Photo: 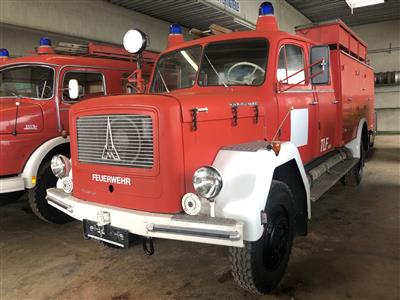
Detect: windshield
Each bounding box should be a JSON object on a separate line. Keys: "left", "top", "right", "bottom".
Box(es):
{"left": 0, "top": 66, "right": 54, "bottom": 99}
{"left": 199, "top": 39, "right": 268, "bottom": 86}
{"left": 151, "top": 46, "right": 202, "bottom": 93}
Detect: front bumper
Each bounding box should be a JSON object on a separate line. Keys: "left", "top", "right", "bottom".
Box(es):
{"left": 46, "top": 188, "right": 244, "bottom": 247}
{"left": 0, "top": 176, "right": 25, "bottom": 193}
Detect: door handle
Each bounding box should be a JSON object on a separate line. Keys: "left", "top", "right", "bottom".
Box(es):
{"left": 347, "top": 97, "right": 353, "bottom": 102}
{"left": 331, "top": 100, "right": 339, "bottom": 104}
{"left": 309, "top": 101, "right": 318, "bottom": 105}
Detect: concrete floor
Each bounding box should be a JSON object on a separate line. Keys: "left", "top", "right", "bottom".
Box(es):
{"left": 0, "top": 136, "right": 399, "bottom": 300}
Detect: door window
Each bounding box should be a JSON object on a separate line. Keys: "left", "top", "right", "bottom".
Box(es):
{"left": 277, "top": 44, "right": 306, "bottom": 85}
{"left": 63, "top": 72, "right": 105, "bottom": 101}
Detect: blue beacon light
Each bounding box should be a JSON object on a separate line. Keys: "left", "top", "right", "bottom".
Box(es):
{"left": 259, "top": 2, "right": 274, "bottom": 16}
{"left": 0, "top": 48, "right": 9, "bottom": 57}
{"left": 39, "top": 37, "right": 52, "bottom": 46}
{"left": 169, "top": 23, "right": 182, "bottom": 34}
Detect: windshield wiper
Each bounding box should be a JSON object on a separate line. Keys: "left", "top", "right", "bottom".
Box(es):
{"left": 157, "top": 68, "right": 170, "bottom": 93}
{"left": 205, "top": 54, "right": 228, "bottom": 88}
{"left": 10, "top": 91, "right": 23, "bottom": 99}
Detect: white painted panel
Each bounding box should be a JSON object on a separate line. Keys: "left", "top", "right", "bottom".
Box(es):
{"left": 290, "top": 108, "right": 308, "bottom": 147}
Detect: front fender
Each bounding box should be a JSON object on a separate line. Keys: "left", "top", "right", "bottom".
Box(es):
{"left": 212, "top": 141, "right": 310, "bottom": 242}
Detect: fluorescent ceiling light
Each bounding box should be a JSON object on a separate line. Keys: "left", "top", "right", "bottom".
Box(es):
{"left": 181, "top": 50, "right": 198, "bottom": 71}
{"left": 346, "top": 0, "right": 384, "bottom": 13}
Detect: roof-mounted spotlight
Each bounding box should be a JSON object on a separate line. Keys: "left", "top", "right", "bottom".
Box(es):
{"left": 123, "top": 29, "right": 148, "bottom": 54}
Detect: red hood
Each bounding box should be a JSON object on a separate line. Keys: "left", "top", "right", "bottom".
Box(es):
{"left": 0, "top": 98, "right": 43, "bottom": 134}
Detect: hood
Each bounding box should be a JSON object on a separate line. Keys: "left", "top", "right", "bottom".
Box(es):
{"left": 170, "top": 88, "right": 265, "bottom": 125}
{"left": 0, "top": 98, "right": 43, "bottom": 134}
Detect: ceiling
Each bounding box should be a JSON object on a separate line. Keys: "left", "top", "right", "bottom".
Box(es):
{"left": 286, "top": 0, "right": 400, "bottom": 26}
{"left": 109, "top": 0, "right": 250, "bottom": 31}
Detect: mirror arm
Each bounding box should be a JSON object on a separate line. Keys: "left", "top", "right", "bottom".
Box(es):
{"left": 278, "top": 59, "right": 324, "bottom": 92}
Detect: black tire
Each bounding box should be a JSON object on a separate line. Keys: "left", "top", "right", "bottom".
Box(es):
{"left": 344, "top": 139, "right": 366, "bottom": 186}
{"left": 28, "top": 160, "right": 74, "bottom": 224}
{"left": 229, "top": 180, "right": 295, "bottom": 294}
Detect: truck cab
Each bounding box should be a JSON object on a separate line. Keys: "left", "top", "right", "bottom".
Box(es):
{"left": 0, "top": 38, "right": 157, "bottom": 223}
{"left": 46, "top": 2, "right": 375, "bottom": 294}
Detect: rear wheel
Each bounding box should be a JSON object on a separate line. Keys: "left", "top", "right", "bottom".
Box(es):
{"left": 28, "top": 160, "right": 74, "bottom": 224}
{"left": 229, "top": 181, "right": 295, "bottom": 294}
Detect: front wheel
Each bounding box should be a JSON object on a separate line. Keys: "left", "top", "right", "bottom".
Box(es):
{"left": 28, "top": 160, "right": 74, "bottom": 224}
{"left": 229, "top": 181, "right": 295, "bottom": 294}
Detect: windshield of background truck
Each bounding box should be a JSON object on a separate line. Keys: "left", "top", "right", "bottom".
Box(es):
{"left": 0, "top": 66, "right": 54, "bottom": 99}
{"left": 151, "top": 46, "right": 202, "bottom": 93}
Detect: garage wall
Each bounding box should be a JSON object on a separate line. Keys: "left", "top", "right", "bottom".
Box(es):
{"left": 206, "top": 0, "right": 309, "bottom": 32}
{"left": 0, "top": 0, "right": 172, "bottom": 55}
{"left": 352, "top": 20, "right": 400, "bottom": 134}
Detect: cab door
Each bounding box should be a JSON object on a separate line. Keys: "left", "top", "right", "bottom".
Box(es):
{"left": 58, "top": 67, "right": 106, "bottom": 132}
{"left": 275, "top": 42, "right": 318, "bottom": 164}
{"left": 313, "top": 63, "right": 337, "bottom": 156}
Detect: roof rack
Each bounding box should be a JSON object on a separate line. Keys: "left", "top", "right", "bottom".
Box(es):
{"left": 53, "top": 42, "right": 158, "bottom": 62}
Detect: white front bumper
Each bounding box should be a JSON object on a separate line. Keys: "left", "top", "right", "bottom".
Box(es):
{"left": 46, "top": 188, "right": 244, "bottom": 248}
{"left": 0, "top": 176, "right": 25, "bottom": 193}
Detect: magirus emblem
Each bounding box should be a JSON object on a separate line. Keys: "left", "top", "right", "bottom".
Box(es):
{"left": 101, "top": 117, "right": 121, "bottom": 161}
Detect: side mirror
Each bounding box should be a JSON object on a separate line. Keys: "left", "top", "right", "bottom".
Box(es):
{"left": 310, "top": 45, "right": 330, "bottom": 85}
{"left": 68, "top": 79, "right": 79, "bottom": 100}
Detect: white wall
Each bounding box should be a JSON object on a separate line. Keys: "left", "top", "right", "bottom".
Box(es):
{"left": 352, "top": 20, "right": 400, "bottom": 134}
{"left": 0, "top": 0, "right": 172, "bottom": 53}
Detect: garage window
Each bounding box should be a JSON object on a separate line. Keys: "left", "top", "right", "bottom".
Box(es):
{"left": 63, "top": 72, "right": 105, "bottom": 101}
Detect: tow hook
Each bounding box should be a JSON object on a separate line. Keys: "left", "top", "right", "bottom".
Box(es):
{"left": 142, "top": 237, "right": 155, "bottom": 255}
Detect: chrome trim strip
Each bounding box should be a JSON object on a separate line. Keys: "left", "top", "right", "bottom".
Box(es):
{"left": 46, "top": 196, "right": 73, "bottom": 212}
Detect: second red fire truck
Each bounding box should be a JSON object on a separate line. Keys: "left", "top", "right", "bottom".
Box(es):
{"left": 46, "top": 2, "right": 375, "bottom": 294}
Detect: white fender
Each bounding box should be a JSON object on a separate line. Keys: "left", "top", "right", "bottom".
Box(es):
{"left": 212, "top": 141, "right": 310, "bottom": 242}
{"left": 345, "top": 118, "right": 367, "bottom": 158}
{"left": 22, "top": 136, "right": 70, "bottom": 189}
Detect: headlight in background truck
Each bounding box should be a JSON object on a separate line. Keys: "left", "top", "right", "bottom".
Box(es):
{"left": 193, "top": 166, "right": 223, "bottom": 200}
{"left": 50, "top": 155, "right": 71, "bottom": 179}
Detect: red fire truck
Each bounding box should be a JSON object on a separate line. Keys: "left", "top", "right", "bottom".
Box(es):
{"left": 0, "top": 38, "right": 157, "bottom": 223}
{"left": 46, "top": 2, "right": 375, "bottom": 294}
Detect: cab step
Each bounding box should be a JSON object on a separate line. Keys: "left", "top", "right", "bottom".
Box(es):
{"left": 310, "top": 158, "right": 359, "bottom": 202}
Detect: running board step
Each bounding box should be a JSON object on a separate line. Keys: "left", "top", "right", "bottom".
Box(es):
{"left": 310, "top": 158, "right": 359, "bottom": 202}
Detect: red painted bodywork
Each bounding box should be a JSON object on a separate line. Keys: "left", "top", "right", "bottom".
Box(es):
{"left": 0, "top": 51, "right": 157, "bottom": 177}
{"left": 69, "top": 19, "right": 374, "bottom": 213}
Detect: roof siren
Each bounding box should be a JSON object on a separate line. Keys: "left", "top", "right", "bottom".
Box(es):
{"left": 37, "top": 37, "right": 55, "bottom": 54}
{"left": 256, "top": 2, "right": 279, "bottom": 31}
{"left": 167, "top": 23, "right": 184, "bottom": 48}
{"left": 0, "top": 48, "right": 9, "bottom": 62}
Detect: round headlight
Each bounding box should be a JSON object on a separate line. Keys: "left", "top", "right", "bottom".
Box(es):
{"left": 123, "top": 29, "right": 147, "bottom": 54}
{"left": 50, "top": 155, "right": 70, "bottom": 179}
{"left": 193, "top": 166, "right": 223, "bottom": 200}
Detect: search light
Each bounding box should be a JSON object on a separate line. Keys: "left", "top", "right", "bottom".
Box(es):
{"left": 39, "top": 37, "right": 52, "bottom": 46}
{"left": 123, "top": 29, "right": 147, "bottom": 54}
{"left": 259, "top": 2, "right": 274, "bottom": 16}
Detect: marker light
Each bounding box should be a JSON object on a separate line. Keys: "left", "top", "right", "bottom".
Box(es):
{"left": 0, "top": 48, "right": 9, "bottom": 57}
{"left": 259, "top": 2, "right": 274, "bottom": 16}
{"left": 123, "top": 29, "right": 147, "bottom": 54}
{"left": 169, "top": 23, "right": 182, "bottom": 35}
{"left": 193, "top": 166, "right": 223, "bottom": 200}
{"left": 39, "top": 37, "right": 52, "bottom": 46}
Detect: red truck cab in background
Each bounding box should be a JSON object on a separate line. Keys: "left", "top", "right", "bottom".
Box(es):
{"left": 47, "top": 2, "right": 375, "bottom": 294}
{"left": 0, "top": 38, "right": 157, "bottom": 223}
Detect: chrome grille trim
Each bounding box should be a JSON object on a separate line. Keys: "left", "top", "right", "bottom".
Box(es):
{"left": 76, "top": 114, "right": 154, "bottom": 169}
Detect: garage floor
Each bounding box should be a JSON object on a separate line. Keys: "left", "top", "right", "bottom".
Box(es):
{"left": 1, "top": 136, "right": 399, "bottom": 300}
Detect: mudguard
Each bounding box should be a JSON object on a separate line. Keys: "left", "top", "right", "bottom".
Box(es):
{"left": 345, "top": 118, "right": 367, "bottom": 159}
{"left": 22, "top": 136, "right": 70, "bottom": 188}
{"left": 212, "top": 141, "right": 310, "bottom": 242}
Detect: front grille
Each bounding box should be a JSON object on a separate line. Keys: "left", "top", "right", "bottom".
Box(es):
{"left": 76, "top": 114, "right": 154, "bottom": 168}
